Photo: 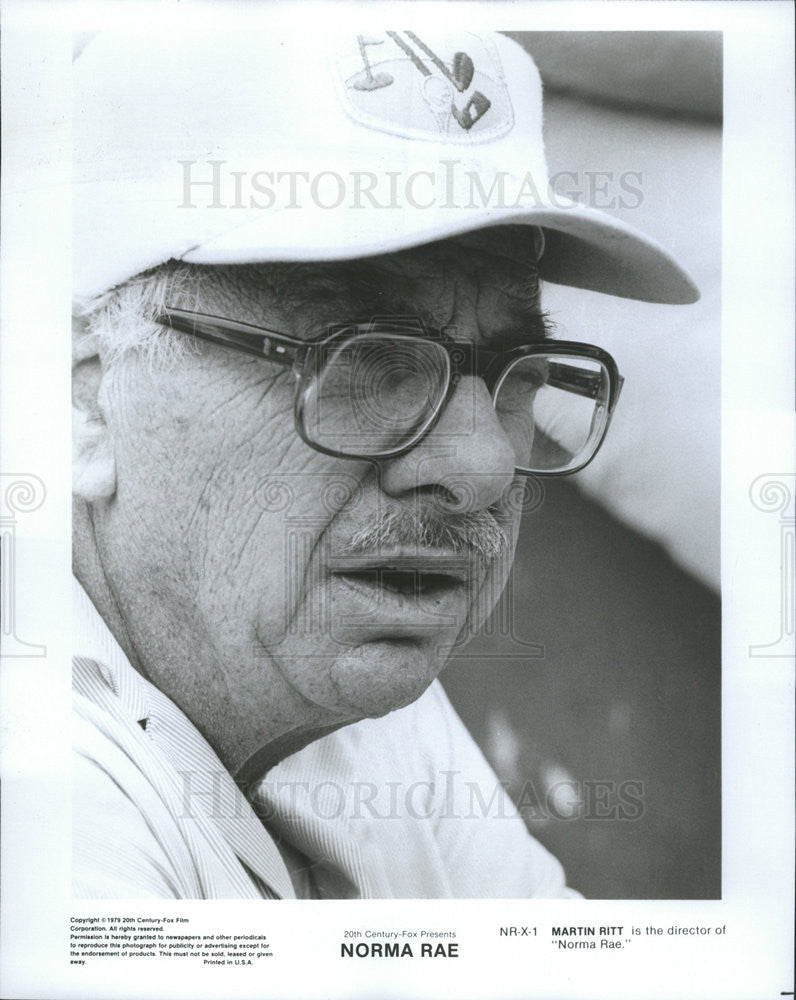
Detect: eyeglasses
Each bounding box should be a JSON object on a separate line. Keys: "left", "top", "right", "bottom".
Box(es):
{"left": 154, "top": 308, "right": 624, "bottom": 476}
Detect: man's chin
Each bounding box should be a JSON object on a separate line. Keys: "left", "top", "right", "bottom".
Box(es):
{"left": 327, "top": 639, "right": 444, "bottom": 719}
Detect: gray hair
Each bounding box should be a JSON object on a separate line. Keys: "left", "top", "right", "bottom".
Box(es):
{"left": 73, "top": 258, "right": 401, "bottom": 369}
{"left": 74, "top": 262, "right": 245, "bottom": 369}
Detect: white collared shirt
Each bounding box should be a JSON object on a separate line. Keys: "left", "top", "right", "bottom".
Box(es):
{"left": 73, "top": 580, "right": 578, "bottom": 899}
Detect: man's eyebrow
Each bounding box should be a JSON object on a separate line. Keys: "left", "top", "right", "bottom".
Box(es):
{"left": 283, "top": 259, "right": 551, "bottom": 344}
{"left": 339, "top": 280, "right": 552, "bottom": 347}
{"left": 479, "top": 312, "right": 553, "bottom": 349}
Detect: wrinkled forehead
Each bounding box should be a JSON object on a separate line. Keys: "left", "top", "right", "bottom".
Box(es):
{"left": 169, "top": 226, "right": 545, "bottom": 336}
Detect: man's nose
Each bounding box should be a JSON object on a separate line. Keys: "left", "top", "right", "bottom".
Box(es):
{"left": 377, "top": 376, "right": 517, "bottom": 512}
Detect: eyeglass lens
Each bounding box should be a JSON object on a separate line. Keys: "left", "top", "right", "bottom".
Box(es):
{"left": 302, "top": 335, "right": 450, "bottom": 455}
{"left": 496, "top": 354, "right": 610, "bottom": 473}
{"left": 300, "top": 334, "right": 611, "bottom": 473}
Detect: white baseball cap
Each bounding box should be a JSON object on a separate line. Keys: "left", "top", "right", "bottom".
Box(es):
{"left": 73, "top": 28, "right": 699, "bottom": 304}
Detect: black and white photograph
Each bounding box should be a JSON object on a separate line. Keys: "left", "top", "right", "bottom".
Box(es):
{"left": 0, "top": 2, "right": 793, "bottom": 999}
{"left": 68, "top": 22, "right": 720, "bottom": 904}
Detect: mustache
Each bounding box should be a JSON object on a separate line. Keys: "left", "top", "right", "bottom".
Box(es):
{"left": 343, "top": 507, "right": 509, "bottom": 561}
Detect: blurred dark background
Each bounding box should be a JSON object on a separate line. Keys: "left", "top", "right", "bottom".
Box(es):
{"left": 442, "top": 32, "right": 722, "bottom": 900}
{"left": 442, "top": 478, "right": 721, "bottom": 899}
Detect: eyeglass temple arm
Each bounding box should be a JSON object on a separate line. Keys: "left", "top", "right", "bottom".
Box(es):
{"left": 154, "top": 309, "right": 301, "bottom": 366}
{"left": 546, "top": 362, "right": 624, "bottom": 409}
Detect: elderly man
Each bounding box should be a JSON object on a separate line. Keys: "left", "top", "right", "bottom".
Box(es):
{"left": 72, "top": 29, "right": 697, "bottom": 898}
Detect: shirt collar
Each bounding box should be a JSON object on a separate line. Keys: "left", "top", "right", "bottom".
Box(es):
{"left": 72, "top": 577, "right": 296, "bottom": 899}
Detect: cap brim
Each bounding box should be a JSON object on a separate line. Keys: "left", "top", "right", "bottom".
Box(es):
{"left": 181, "top": 196, "right": 699, "bottom": 305}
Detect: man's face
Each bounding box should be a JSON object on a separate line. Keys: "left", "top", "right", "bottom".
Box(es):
{"left": 89, "top": 227, "right": 545, "bottom": 777}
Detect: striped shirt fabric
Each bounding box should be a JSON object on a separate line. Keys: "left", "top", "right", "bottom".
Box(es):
{"left": 73, "top": 579, "right": 578, "bottom": 899}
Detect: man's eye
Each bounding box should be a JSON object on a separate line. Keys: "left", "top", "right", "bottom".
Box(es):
{"left": 504, "top": 360, "right": 549, "bottom": 391}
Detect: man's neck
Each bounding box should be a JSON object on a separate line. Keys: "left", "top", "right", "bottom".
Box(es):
{"left": 73, "top": 498, "right": 145, "bottom": 677}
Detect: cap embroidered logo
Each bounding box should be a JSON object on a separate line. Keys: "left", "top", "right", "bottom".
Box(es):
{"left": 334, "top": 31, "right": 514, "bottom": 143}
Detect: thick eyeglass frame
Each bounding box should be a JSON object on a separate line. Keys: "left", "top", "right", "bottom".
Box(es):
{"left": 154, "top": 308, "right": 624, "bottom": 476}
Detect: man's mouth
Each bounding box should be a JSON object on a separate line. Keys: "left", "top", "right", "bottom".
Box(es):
{"left": 327, "top": 554, "right": 474, "bottom": 600}
{"left": 337, "top": 568, "right": 460, "bottom": 597}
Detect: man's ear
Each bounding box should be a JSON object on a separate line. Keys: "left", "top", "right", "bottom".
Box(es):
{"left": 73, "top": 312, "right": 117, "bottom": 501}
